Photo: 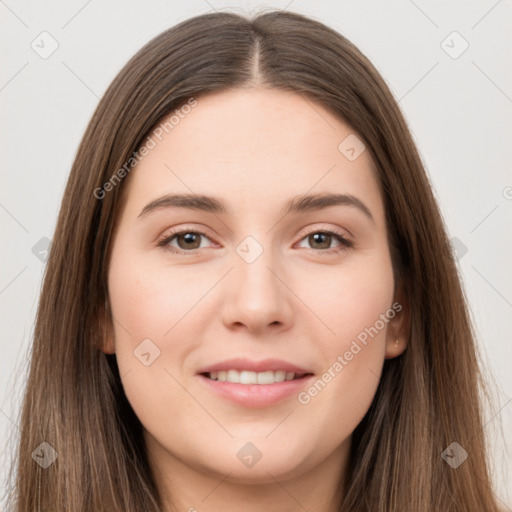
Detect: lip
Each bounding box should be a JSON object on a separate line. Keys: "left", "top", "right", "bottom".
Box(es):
{"left": 196, "top": 357, "right": 311, "bottom": 374}
{"left": 197, "top": 373, "right": 315, "bottom": 408}
{"left": 196, "top": 358, "right": 315, "bottom": 408}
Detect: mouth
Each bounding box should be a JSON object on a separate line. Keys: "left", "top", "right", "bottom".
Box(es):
{"left": 197, "top": 361, "right": 315, "bottom": 408}
{"left": 201, "top": 370, "right": 312, "bottom": 385}
{"left": 196, "top": 358, "right": 315, "bottom": 407}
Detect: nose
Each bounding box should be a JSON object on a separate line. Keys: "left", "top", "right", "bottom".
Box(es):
{"left": 221, "top": 245, "right": 294, "bottom": 335}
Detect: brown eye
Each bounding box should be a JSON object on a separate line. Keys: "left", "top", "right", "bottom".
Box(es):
{"left": 297, "top": 229, "right": 352, "bottom": 253}
{"left": 175, "top": 232, "right": 202, "bottom": 250}
{"left": 158, "top": 230, "right": 213, "bottom": 254}
{"left": 308, "top": 232, "right": 332, "bottom": 249}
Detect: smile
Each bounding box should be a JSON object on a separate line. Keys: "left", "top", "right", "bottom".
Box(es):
{"left": 204, "top": 370, "right": 309, "bottom": 384}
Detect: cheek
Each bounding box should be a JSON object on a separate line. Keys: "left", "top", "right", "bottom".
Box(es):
{"left": 108, "top": 249, "right": 207, "bottom": 345}
{"left": 296, "top": 313, "right": 389, "bottom": 458}
{"left": 294, "top": 251, "right": 394, "bottom": 427}
{"left": 107, "top": 252, "right": 206, "bottom": 442}
{"left": 106, "top": 249, "right": 206, "bottom": 414}
{"left": 297, "top": 248, "right": 395, "bottom": 348}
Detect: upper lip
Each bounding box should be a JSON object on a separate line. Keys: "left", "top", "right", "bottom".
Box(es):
{"left": 197, "top": 358, "right": 313, "bottom": 375}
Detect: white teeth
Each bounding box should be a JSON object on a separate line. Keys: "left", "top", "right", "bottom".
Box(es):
{"left": 207, "top": 369, "right": 300, "bottom": 384}
{"left": 227, "top": 370, "right": 240, "bottom": 383}
{"left": 274, "top": 370, "right": 286, "bottom": 382}
{"left": 240, "top": 371, "right": 257, "bottom": 384}
{"left": 257, "top": 371, "right": 274, "bottom": 384}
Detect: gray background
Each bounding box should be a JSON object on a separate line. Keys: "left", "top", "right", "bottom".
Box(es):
{"left": 1, "top": 0, "right": 511, "bottom": 507}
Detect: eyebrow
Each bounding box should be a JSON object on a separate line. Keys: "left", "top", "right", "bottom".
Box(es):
{"left": 138, "top": 192, "right": 374, "bottom": 223}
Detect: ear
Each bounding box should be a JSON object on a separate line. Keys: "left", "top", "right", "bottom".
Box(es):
{"left": 97, "top": 300, "right": 116, "bottom": 354}
{"left": 384, "top": 284, "right": 409, "bottom": 359}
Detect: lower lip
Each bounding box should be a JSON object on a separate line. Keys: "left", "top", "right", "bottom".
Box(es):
{"left": 197, "top": 374, "right": 315, "bottom": 408}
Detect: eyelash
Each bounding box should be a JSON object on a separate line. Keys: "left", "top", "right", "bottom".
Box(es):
{"left": 157, "top": 227, "right": 353, "bottom": 255}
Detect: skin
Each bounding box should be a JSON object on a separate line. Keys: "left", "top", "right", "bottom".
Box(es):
{"left": 103, "top": 87, "right": 408, "bottom": 512}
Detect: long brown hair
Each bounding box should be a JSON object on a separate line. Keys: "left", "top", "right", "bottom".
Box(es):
{"left": 5, "top": 10, "right": 502, "bottom": 511}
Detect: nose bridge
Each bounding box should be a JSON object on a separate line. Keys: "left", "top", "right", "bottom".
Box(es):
{"left": 222, "top": 233, "right": 292, "bottom": 331}
{"left": 234, "top": 233, "right": 281, "bottom": 303}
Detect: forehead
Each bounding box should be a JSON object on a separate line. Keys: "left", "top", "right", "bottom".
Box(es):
{"left": 120, "top": 87, "right": 384, "bottom": 224}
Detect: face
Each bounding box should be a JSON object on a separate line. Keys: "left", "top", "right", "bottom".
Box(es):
{"left": 104, "top": 87, "right": 407, "bottom": 487}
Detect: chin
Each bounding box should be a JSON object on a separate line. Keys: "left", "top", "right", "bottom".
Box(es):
{"left": 198, "top": 444, "right": 314, "bottom": 483}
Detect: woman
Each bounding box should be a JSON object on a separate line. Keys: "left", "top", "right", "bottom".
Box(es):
{"left": 5, "top": 10, "right": 503, "bottom": 511}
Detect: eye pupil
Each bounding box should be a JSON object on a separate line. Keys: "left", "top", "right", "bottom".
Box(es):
{"left": 178, "top": 232, "right": 201, "bottom": 249}
{"left": 310, "top": 233, "right": 331, "bottom": 249}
